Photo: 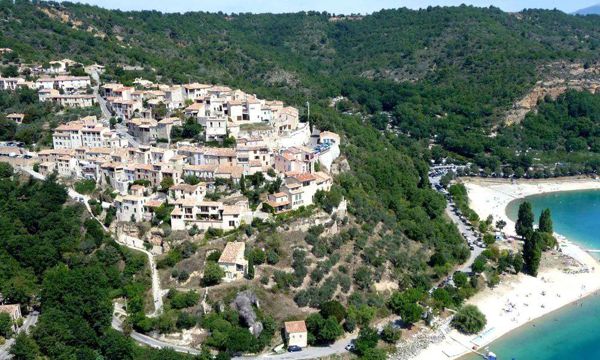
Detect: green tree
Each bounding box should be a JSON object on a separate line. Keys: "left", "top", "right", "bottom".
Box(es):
{"left": 74, "top": 179, "right": 96, "bottom": 194}
{"left": 160, "top": 176, "right": 174, "bottom": 191}
{"left": 453, "top": 271, "right": 468, "bottom": 288}
{"left": 183, "top": 175, "right": 201, "bottom": 185}
{"left": 380, "top": 323, "right": 401, "bottom": 343}
{"left": 471, "top": 254, "right": 487, "bottom": 274}
{"left": 10, "top": 333, "right": 40, "bottom": 360}
{"left": 538, "top": 208, "right": 553, "bottom": 234}
{"left": 245, "top": 256, "right": 255, "bottom": 280}
{"left": 360, "top": 348, "right": 387, "bottom": 360}
{"left": 240, "top": 174, "right": 246, "bottom": 193}
{"left": 512, "top": 252, "right": 524, "bottom": 274}
{"left": 0, "top": 312, "right": 13, "bottom": 338}
{"left": 451, "top": 305, "right": 486, "bottom": 334}
{"left": 523, "top": 231, "right": 543, "bottom": 277}
{"left": 354, "top": 327, "right": 379, "bottom": 356}
{"left": 319, "top": 301, "right": 346, "bottom": 323}
{"left": 319, "top": 316, "right": 343, "bottom": 343}
{"left": 99, "top": 329, "right": 134, "bottom": 360}
{"left": 515, "top": 201, "right": 534, "bottom": 238}
{"left": 202, "top": 262, "right": 225, "bottom": 286}
{"left": 0, "top": 162, "right": 14, "bottom": 178}
{"left": 1, "top": 65, "right": 18, "bottom": 77}
{"left": 495, "top": 219, "right": 506, "bottom": 231}
{"left": 388, "top": 289, "right": 424, "bottom": 327}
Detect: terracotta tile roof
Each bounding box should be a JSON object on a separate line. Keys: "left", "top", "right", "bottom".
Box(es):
{"left": 174, "top": 198, "right": 200, "bottom": 207}
{"left": 38, "top": 76, "right": 90, "bottom": 82}
{"left": 289, "top": 173, "right": 317, "bottom": 182}
{"left": 284, "top": 321, "right": 307, "bottom": 333}
{"left": 185, "top": 102, "right": 204, "bottom": 111}
{"left": 145, "top": 199, "right": 165, "bottom": 208}
{"left": 203, "top": 147, "right": 236, "bottom": 158}
{"left": 0, "top": 304, "right": 20, "bottom": 317}
{"left": 218, "top": 241, "right": 245, "bottom": 264}
{"left": 183, "top": 83, "right": 211, "bottom": 90}
{"left": 184, "top": 164, "right": 218, "bottom": 173}
{"left": 170, "top": 183, "right": 201, "bottom": 193}
{"left": 223, "top": 205, "right": 246, "bottom": 215}
{"left": 199, "top": 201, "right": 222, "bottom": 207}
{"left": 314, "top": 171, "right": 332, "bottom": 183}
{"left": 215, "top": 164, "right": 244, "bottom": 178}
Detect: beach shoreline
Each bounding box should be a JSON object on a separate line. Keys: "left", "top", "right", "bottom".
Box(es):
{"left": 406, "top": 177, "right": 600, "bottom": 360}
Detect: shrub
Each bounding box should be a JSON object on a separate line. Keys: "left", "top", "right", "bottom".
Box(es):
{"left": 202, "top": 262, "right": 225, "bottom": 286}
{"left": 266, "top": 249, "right": 279, "bottom": 265}
{"left": 380, "top": 323, "right": 401, "bottom": 343}
{"left": 319, "top": 301, "right": 346, "bottom": 323}
{"left": 176, "top": 312, "right": 198, "bottom": 329}
{"left": 178, "top": 270, "right": 190, "bottom": 282}
{"left": 451, "top": 305, "right": 487, "bottom": 334}
{"left": 167, "top": 289, "right": 200, "bottom": 309}
{"left": 74, "top": 179, "right": 96, "bottom": 194}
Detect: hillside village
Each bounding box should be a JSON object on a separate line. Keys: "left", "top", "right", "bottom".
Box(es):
{"left": 0, "top": 56, "right": 352, "bottom": 356}
{"left": 1, "top": 57, "right": 341, "bottom": 234}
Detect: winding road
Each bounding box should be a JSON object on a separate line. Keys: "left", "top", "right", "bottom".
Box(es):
{"left": 15, "top": 168, "right": 358, "bottom": 358}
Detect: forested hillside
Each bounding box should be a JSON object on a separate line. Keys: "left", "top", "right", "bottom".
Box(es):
{"left": 1, "top": 1, "right": 599, "bottom": 166}
{"left": 0, "top": 164, "right": 196, "bottom": 359}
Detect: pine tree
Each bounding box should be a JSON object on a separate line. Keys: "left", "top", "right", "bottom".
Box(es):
{"left": 240, "top": 174, "right": 246, "bottom": 194}
{"left": 539, "top": 208, "right": 553, "bottom": 234}
{"left": 515, "top": 201, "right": 534, "bottom": 238}
{"left": 245, "top": 256, "right": 254, "bottom": 280}
{"left": 523, "top": 231, "right": 543, "bottom": 277}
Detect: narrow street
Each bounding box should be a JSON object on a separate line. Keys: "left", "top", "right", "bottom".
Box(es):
{"left": 111, "top": 316, "right": 201, "bottom": 355}
{"left": 0, "top": 311, "right": 39, "bottom": 359}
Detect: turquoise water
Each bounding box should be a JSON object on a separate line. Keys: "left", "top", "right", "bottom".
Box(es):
{"left": 461, "top": 189, "right": 600, "bottom": 360}
{"left": 462, "top": 293, "right": 600, "bottom": 360}
{"left": 506, "top": 189, "right": 600, "bottom": 250}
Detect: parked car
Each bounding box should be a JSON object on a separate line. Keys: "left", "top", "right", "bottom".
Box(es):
{"left": 288, "top": 346, "right": 302, "bottom": 352}
{"left": 345, "top": 343, "right": 355, "bottom": 352}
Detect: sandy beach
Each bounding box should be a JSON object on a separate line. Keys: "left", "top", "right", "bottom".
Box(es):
{"left": 409, "top": 177, "right": 600, "bottom": 360}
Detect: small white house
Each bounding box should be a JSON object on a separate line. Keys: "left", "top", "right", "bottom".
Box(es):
{"left": 217, "top": 241, "right": 247, "bottom": 282}
{"left": 284, "top": 320, "right": 308, "bottom": 348}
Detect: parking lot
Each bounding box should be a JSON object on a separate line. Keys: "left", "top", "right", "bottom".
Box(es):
{"left": 429, "top": 165, "right": 485, "bottom": 273}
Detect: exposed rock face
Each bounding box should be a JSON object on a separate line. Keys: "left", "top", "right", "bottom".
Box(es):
{"left": 504, "top": 61, "right": 600, "bottom": 126}
{"left": 231, "top": 290, "right": 263, "bottom": 337}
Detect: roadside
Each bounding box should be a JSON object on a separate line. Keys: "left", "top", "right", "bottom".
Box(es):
{"left": 0, "top": 311, "right": 39, "bottom": 359}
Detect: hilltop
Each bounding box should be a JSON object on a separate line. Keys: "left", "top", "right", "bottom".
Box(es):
{"left": 575, "top": 4, "right": 600, "bottom": 15}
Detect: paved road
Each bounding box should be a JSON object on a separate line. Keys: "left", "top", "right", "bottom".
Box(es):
{"left": 90, "top": 70, "right": 111, "bottom": 121}
{"left": 429, "top": 168, "right": 485, "bottom": 273}
{"left": 115, "top": 123, "right": 141, "bottom": 148}
{"left": 0, "top": 312, "right": 39, "bottom": 359}
{"left": 18, "top": 167, "right": 169, "bottom": 338}
{"left": 112, "top": 311, "right": 200, "bottom": 355}
{"left": 234, "top": 335, "right": 353, "bottom": 360}
{"left": 22, "top": 166, "right": 164, "bottom": 316}
{"left": 91, "top": 71, "right": 139, "bottom": 148}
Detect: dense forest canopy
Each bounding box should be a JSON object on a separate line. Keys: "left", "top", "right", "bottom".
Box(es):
{"left": 0, "top": 165, "right": 197, "bottom": 359}
{"left": 1, "top": 1, "right": 599, "bottom": 167}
